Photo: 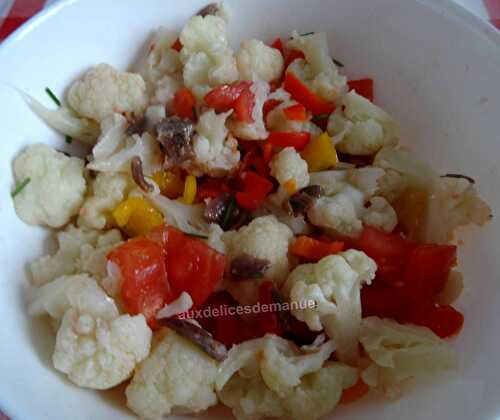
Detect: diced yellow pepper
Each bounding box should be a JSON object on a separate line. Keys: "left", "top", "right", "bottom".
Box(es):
{"left": 300, "top": 132, "right": 338, "bottom": 172}
{"left": 178, "top": 175, "right": 197, "bottom": 205}
{"left": 284, "top": 178, "right": 298, "bottom": 195}
{"left": 112, "top": 196, "right": 164, "bottom": 237}
{"left": 152, "top": 170, "right": 184, "bottom": 199}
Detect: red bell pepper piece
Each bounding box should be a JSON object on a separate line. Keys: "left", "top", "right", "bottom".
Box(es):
{"left": 172, "top": 88, "right": 196, "bottom": 120}
{"left": 261, "top": 141, "right": 274, "bottom": 163}
{"left": 233, "top": 88, "right": 255, "bottom": 122}
{"left": 197, "top": 177, "right": 232, "bottom": 201}
{"left": 171, "top": 38, "right": 182, "bottom": 52}
{"left": 348, "top": 78, "right": 374, "bottom": 101}
{"left": 284, "top": 71, "right": 335, "bottom": 115}
{"left": 411, "top": 303, "right": 464, "bottom": 338}
{"left": 270, "top": 37, "right": 284, "bottom": 54}
{"left": 291, "top": 236, "right": 344, "bottom": 262}
{"left": 283, "top": 103, "right": 308, "bottom": 121}
{"left": 204, "top": 81, "right": 253, "bottom": 116}
{"left": 252, "top": 281, "right": 283, "bottom": 336}
{"left": 284, "top": 49, "right": 305, "bottom": 70}
{"left": 263, "top": 98, "right": 282, "bottom": 120}
{"left": 267, "top": 131, "right": 311, "bottom": 150}
{"left": 236, "top": 171, "right": 273, "bottom": 211}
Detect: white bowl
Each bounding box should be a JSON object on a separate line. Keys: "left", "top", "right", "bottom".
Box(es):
{"left": 1, "top": 0, "right": 499, "bottom": 419}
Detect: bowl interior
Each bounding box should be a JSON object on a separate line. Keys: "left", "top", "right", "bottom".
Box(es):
{"left": 0, "top": 0, "right": 499, "bottom": 419}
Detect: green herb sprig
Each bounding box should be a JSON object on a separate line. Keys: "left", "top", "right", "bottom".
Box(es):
{"left": 11, "top": 177, "right": 31, "bottom": 197}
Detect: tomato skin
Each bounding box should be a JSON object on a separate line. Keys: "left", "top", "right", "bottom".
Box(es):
{"left": 347, "top": 78, "right": 374, "bottom": 101}
{"left": 147, "top": 225, "right": 226, "bottom": 308}
{"left": 172, "top": 88, "right": 196, "bottom": 120}
{"left": 107, "top": 238, "right": 174, "bottom": 324}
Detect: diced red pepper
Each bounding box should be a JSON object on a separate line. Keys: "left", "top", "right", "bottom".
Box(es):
{"left": 263, "top": 99, "right": 282, "bottom": 120}
{"left": 252, "top": 281, "right": 283, "bottom": 336}
{"left": 348, "top": 78, "right": 374, "bottom": 101}
{"left": 361, "top": 284, "right": 413, "bottom": 321}
{"left": 411, "top": 303, "right": 464, "bottom": 338}
{"left": 284, "top": 49, "right": 305, "bottom": 70}
{"left": 204, "top": 81, "right": 252, "bottom": 112}
{"left": 283, "top": 103, "right": 308, "bottom": 121}
{"left": 340, "top": 378, "right": 370, "bottom": 404}
{"left": 197, "top": 177, "right": 232, "bottom": 201}
{"left": 267, "top": 131, "right": 311, "bottom": 150}
{"left": 236, "top": 171, "right": 273, "bottom": 211}
{"left": 172, "top": 88, "right": 196, "bottom": 120}
{"left": 270, "top": 37, "right": 284, "bottom": 54}
{"left": 233, "top": 88, "right": 255, "bottom": 122}
{"left": 262, "top": 141, "right": 274, "bottom": 163}
{"left": 291, "top": 236, "right": 344, "bottom": 262}
{"left": 171, "top": 38, "right": 182, "bottom": 52}
{"left": 284, "top": 71, "right": 335, "bottom": 116}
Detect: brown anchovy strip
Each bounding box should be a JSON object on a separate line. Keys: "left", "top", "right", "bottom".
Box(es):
{"left": 204, "top": 192, "right": 231, "bottom": 224}
{"left": 441, "top": 173, "right": 475, "bottom": 184}
{"left": 230, "top": 253, "right": 271, "bottom": 279}
{"left": 271, "top": 287, "right": 291, "bottom": 333}
{"left": 286, "top": 185, "right": 324, "bottom": 216}
{"left": 159, "top": 318, "right": 228, "bottom": 362}
{"left": 197, "top": 3, "right": 219, "bottom": 17}
{"left": 126, "top": 118, "right": 146, "bottom": 136}
{"left": 155, "top": 116, "right": 195, "bottom": 165}
{"left": 131, "top": 156, "right": 154, "bottom": 192}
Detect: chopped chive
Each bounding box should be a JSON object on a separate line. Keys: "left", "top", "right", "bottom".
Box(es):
{"left": 185, "top": 232, "right": 209, "bottom": 240}
{"left": 45, "top": 87, "right": 61, "bottom": 107}
{"left": 332, "top": 57, "right": 344, "bottom": 67}
{"left": 221, "top": 196, "right": 236, "bottom": 230}
{"left": 11, "top": 177, "right": 31, "bottom": 198}
{"left": 65, "top": 135, "right": 73, "bottom": 144}
{"left": 299, "top": 31, "right": 315, "bottom": 37}
{"left": 311, "top": 114, "right": 329, "bottom": 123}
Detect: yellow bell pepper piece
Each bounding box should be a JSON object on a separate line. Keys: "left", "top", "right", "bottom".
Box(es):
{"left": 301, "top": 132, "right": 338, "bottom": 172}
{"left": 112, "top": 196, "right": 164, "bottom": 237}
{"left": 178, "top": 175, "right": 197, "bottom": 205}
{"left": 152, "top": 170, "right": 184, "bottom": 199}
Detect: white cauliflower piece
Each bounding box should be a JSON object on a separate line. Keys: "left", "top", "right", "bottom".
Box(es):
{"left": 265, "top": 100, "right": 320, "bottom": 138}
{"left": 13, "top": 144, "right": 86, "bottom": 228}
{"left": 287, "top": 32, "right": 346, "bottom": 103}
{"left": 30, "top": 225, "right": 122, "bottom": 286}
{"left": 67, "top": 63, "right": 148, "bottom": 121}
{"left": 284, "top": 250, "right": 377, "bottom": 364}
{"left": 78, "top": 172, "right": 133, "bottom": 230}
{"left": 327, "top": 91, "right": 398, "bottom": 155}
{"left": 359, "top": 317, "right": 456, "bottom": 397}
{"left": 144, "top": 104, "right": 166, "bottom": 131}
{"left": 228, "top": 80, "right": 269, "bottom": 141}
{"left": 29, "top": 274, "right": 119, "bottom": 320}
{"left": 346, "top": 167, "right": 386, "bottom": 197}
{"left": 270, "top": 147, "right": 310, "bottom": 191}
{"left": 217, "top": 335, "right": 357, "bottom": 420}
{"left": 152, "top": 74, "right": 183, "bottom": 106}
{"left": 135, "top": 27, "right": 182, "bottom": 92}
{"left": 126, "top": 329, "right": 218, "bottom": 419}
{"left": 223, "top": 216, "right": 293, "bottom": 284}
{"left": 361, "top": 196, "right": 398, "bottom": 232}
{"left": 180, "top": 15, "right": 238, "bottom": 99}
{"left": 236, "top": 39, "right": 284, "bottom": 82}
{"left": 91, "top": 113, "right": 128, "bottom": 162}
{"left": 53, "top": 308, "right": 151, "bottom": 389}
{"left": 207, "top": 223, "right": 226, "bottom": 254}
{"left": 178, "top": 109, "right": 240, "bottom": 176}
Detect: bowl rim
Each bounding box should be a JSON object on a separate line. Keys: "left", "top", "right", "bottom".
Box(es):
{"left": 1, "top": 0, "right": 499, "bottom": 418}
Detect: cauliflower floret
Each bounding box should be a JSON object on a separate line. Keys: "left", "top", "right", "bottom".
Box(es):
{"left": 236, "top": 39, "right": 284, "bottom": 82}
{"left": 270, "top": 147, "right": 310, "bottom": 191}
{"left": 53, "top": 308, "right": 151, "bottom": 389}
{"left": 361, "top": 196, "right": 398, "bottom": 232}
{"left": 126, "top": 329, "right": 218, "bottom": 419}
{"left": 287, "top": 32, "right": 346, "bottom": 103}
{"left": 13, "top": 144, "right": 86, "bottom": 228}
{"left": 228, "top": 80, "right": 269, "bottom": 140}
{"left": 144, "top": 104, "right": 166, "bottom": 131}
{"left": 29, "top": 274, "right": 119, "bottom": 320}
{"left": 135, "top": 27, "right": 182, "bottom": 93}
{"left": 346, "top": 167, "right": 386, "bottom": 197}
{"left": 179, "top": 109, "right": 240, "bottom": 176}
{"left": 265, "top": 100, "right": 320, "bottom": 138}
{"left": 30, "top": 225, "right": 122, "bottom": 286}
{"left": 359, "top": 317, "right": 456, "bottom": 397}
{"left": 223, "top": 216, "right": 293, "bottom": 284}
{"left": 152, "top": 74, "right": 184, "bottom": 106}
{"left": 284, "top": 250, "right": 377, "bottom": 364}
{"left": 180, "top": 15, "right": 238, "bottom": 99}
{"left": 327, "top": 91, "right": 398, "bottom": 155}
{"left": 78, "top": 172, "right": 134, "bottom": 230}
{"left": 67, "top": 63, "right": 148, "bottom": 121}
{"left": 217, "top": 335, "right": 357, "bottom": 420}
{"left": 207, "top": 223, "right": 226, "bottom": 254}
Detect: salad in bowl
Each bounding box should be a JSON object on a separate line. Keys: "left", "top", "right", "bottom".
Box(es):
{"left": 10, "top": 3, "right": 492, "bottom": 419}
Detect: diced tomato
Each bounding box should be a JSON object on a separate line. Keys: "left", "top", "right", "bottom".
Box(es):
{"left": 171, "top": 38, "right": 182, "bottom": 52}
{"left": 340, "top": 378, "right": 370, "bottom": 404}
{"left": 107, "top": 238, "right": 174, "bottom": 324}
{"left": 197, "top": 177, "right": 232, "bottom": 201}
{"left": 270, "top": 37, "right": 284, "bottom": 54}
{"left": 284, "top": 49, "right": 305, "bottom": 70}
{"left": 233, "top": 88, "right": 255, "bottom": 122}
{"left": 263, "top": 98, "right": 282, "bottom": 120}
{"left": 147, "top": 226, "right": 226, "bottom": 308}
{"left": 283, "top": 103, "right": 307, "bottom": 121}
{"left": 403, "top": 245, "right": 457, "bottom": 299}
{"left": 283, "top": 71, "right": 335, "bottom": 115}
{"left": 204, "top": 81, "right": 251, "bottom": 112}
{"left": 348, "top": 78, "right": 374, "bottom": 101}
{"left": 267, "top": 131, "right": 311, "bottom": 150}
{"left": 411, "top": 303, "right": 464, "bottom": 338}
{"left": 172, "top": 88, "right": 196, "bottom": 120}
{"left": 236, "top": 171, "right": 274, "bottom": 211}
